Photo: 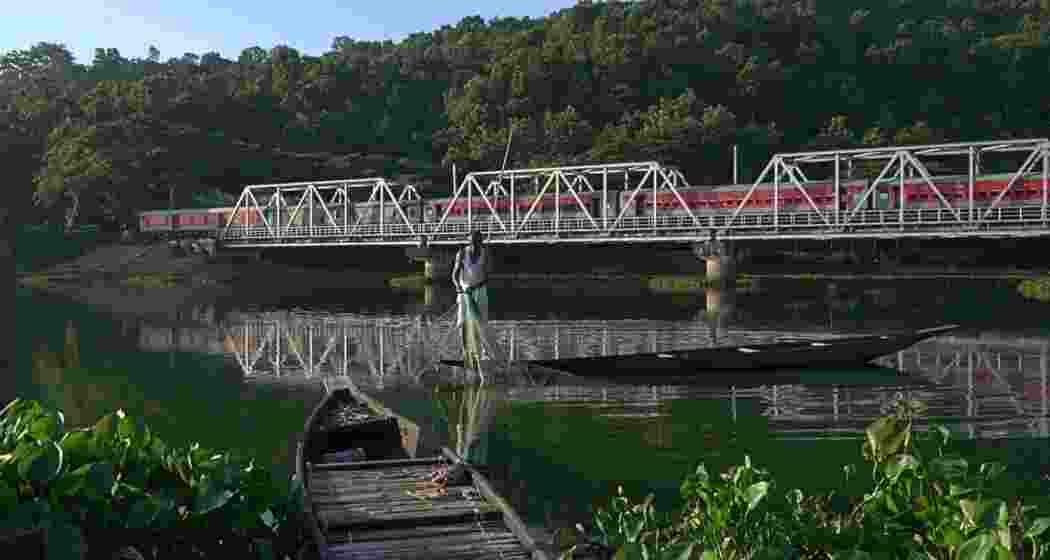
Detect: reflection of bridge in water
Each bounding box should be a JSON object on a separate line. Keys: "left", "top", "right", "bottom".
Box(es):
{"left": 137, "top": 311, "right": 1049, "bottom": 440}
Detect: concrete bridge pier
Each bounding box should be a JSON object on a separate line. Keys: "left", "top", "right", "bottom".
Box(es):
{"left": 693, "top": 239, "right": 737, "bottom": 286}
{"left": 406, "top": 241, "right": 454, "bottom": 282}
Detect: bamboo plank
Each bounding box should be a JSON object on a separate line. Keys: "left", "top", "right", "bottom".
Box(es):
{"left": 326, "top": 519, "right": 509, "bottom": 543}
{"left": 311, "top": 455, "right": 443, "bottom": 471}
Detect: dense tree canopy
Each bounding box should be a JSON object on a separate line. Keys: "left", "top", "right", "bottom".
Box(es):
{"left": 3, "top": 0, "right": 1050, "bottom": 226}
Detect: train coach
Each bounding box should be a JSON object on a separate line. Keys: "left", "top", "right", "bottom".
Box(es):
{"left": 137, "top": 207, "right": 263, "bottom": 240}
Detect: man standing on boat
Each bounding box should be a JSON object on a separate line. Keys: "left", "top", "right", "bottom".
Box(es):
{"left": 452, "top": 230, "right": 491, "bottom": 370}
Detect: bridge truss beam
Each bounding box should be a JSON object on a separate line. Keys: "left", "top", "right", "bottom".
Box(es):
{"left": 727, "top": 137, "right": 1050, "bottom": 231}
{"left": 218, "top": 139, "right": 1050, "bottom": 246}
{"left": 220, "top": 177, "right": 422, "bottom": 241}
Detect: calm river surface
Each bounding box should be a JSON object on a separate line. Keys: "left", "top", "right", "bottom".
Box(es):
{"left": 12, "top": 275, "right": 1050, "bottom": 541}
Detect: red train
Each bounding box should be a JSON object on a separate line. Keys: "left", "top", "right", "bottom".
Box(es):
{"left": 140, "top": 171, "right": 1047, "bottom": 238}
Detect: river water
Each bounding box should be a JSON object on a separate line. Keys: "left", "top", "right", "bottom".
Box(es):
{"left": 12, "top": 275, "right": 1050, "bottom": 543}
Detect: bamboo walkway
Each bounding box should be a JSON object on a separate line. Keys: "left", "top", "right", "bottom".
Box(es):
{"left": 299, "top": 383, "right": 548, "bottom": 560}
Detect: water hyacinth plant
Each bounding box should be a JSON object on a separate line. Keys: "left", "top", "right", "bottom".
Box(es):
{"left": 559, "top": 400, "right": 1050, "bottom": 560}
{"left": 0, "top": 399, "right": 305, "bottom": 559}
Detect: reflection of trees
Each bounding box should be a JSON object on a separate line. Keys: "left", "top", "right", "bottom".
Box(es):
{"left": 30, "top": 320, "right": 158, "bottom": 428}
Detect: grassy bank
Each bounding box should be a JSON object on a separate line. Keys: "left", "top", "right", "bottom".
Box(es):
{"left": 1018, "top": 277, "right": 1050, "bottom": 303}
{"left": 559, "top": 402, "right": 1050, "bottom": 560}
{"left": 646, "top": 274, "right": 756, "bottom": 293}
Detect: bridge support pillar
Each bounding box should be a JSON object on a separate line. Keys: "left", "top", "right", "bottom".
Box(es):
{"left": 693, "top": 240, "right": 736, "bottom": 287}
{"left": 406, "top": 242, "right": 454, "bottom": 282}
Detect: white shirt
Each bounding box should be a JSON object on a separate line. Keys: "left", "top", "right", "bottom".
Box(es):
{"left": 457, "top": 245, "right": 487, "bottom": 289}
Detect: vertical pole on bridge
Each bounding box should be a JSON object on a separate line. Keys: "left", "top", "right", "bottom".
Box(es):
{"left": 510, "top": 174, "right": 516, "bottom": 232}
{"left": 968, "top": 146, "right": 976, "bottom": 225}
{"left": 466, "top": 170, "right": 472, "bottom": 233}
{"left": 651, "top": 165, "right": 657, "bottom": 231}
{"left": 773, "top": 158, "right": 780, "bottom": 229}
{"left": 343, "top": 184, "right": 348, "bottom": 234}
{"left": 275, "top": 188, "right": 281, "bottom": 238}
{"left": 834, "top": 153, "right": 841, "bottom": 226}
{"left": 309, "top": 186, "right": 314, "bottom": 236}
{"left": 1042, "top": 143, "right": 1048, "bottom": 223}
{"left": 379, "top": 180, "right": 385, "bottom": 235}
{"left": 602, "top": 168, "right": 608, "bottom": 231}
{"left": 308, "top": 325, "right": 314, "bottom": 378}
{"left": 555, "top": 172, "right": 561, "bottom": 236}
{"left": 899, "top": 154, "right": 906, "bottom": 230}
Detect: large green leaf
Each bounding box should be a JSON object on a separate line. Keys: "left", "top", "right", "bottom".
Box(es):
{"left": 1025, "top": 517, "right": 1050, "bottom": 540}
{"left": 59, "top": 430, "right": 96, "bottom": 468}
{"left": 977, "top": 499, "right": 1008, "bottom": 530}
{"left": 18, "top": 441, "right": 64, "bottom": 484}
{"left": 194, "top": 480, "right": 236, "bottom": 515}
{"left": 623, "top": 516, "right": 645, "bottom": 542}
{"left": 662, "top": 542, "right": 694, "bottom": 560}
{"left": 744, "top": 481, "right": 770, "bottom": 513}
{"left": 884, "top": 454, "right": 919, "bottom": 482}
{"left": 92, "top": 413, "right": 118, "bottom": 450}
{"left": 929, "top": 456, "right": 968, "bottom": 481}
{"left": 29, "top": 411, "right": 64, "bottom": 443}
{"left": 117, "top": 412, "right": 151, "bottom": 450}
{"left": 957, "top": 533, "right": 995, "bottom": 560}
{"left": 978, "top": 462, "right": 1005, "bottom": 482}
{"left": 613, "top": 542, "right": 645, "bottom": 560}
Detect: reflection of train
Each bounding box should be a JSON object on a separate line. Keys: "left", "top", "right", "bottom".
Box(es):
{"left": 140, "top": 171, "right": 1048, "bottom": 238}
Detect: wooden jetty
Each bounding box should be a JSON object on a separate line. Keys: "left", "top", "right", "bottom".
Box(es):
{"left": 297, "top": 380, "right": 548, "bottom": 560}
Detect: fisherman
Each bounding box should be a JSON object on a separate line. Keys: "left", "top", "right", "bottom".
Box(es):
{"left": 451, "top": 230, "right": 491, "bottom": 370}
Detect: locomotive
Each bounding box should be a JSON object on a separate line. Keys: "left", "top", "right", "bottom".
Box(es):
{"left": 138, "top": 171, "right": 1047, "bottom": 239}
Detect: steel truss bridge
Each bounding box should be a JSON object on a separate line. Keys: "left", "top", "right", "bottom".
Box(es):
{"left": 219, "top": 138, "right": 1050, "bottom": 246}
{"left": 137, "top": 312, "right": 1049, "bottom": 440}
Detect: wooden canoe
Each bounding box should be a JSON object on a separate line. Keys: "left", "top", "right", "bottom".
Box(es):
{"left": 441, "top": 324, "right": 960, "bottom": 377}
{"left": 296, "top": 385, "right": 548, "bottom": 560}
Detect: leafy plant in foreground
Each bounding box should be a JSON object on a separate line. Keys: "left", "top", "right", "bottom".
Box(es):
{"left": 0, "top": 398, "right": 305, "bottom": 559}
{"left": 559, "top": 399, "right": 1050, "bottom": 560}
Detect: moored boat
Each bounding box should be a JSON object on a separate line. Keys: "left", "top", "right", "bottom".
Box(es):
{"left": 441, "top": 324, "right": 960, "bottom": 377}
{"left": 296, "top": 385, "right": 548, "bottom": 560}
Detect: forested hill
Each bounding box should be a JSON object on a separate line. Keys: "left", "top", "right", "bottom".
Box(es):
{"left": 3, "top": 0, "right": 1050, "bottom": 227}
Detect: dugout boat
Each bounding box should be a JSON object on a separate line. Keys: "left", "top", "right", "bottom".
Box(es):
{"left": 441, "top": 325, "right": 960, "bottom": 378}
{"left": 296, "top": 384, "right": 548, "bottom": 560}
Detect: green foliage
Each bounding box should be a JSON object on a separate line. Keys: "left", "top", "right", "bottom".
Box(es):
{"left": 0, "top": 399, "right": 304, "bottom": 559}
{"left": 1017, "top": 277, "right": 1050, "bottom": 303}
{"left": 560, "top": 401, "right": 1050, "bottom": 560}
{"left": 6, "top": 1, "right": 1050, "bottom": 224}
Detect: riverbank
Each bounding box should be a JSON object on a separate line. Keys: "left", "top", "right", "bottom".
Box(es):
{"left": 16, "top": 241, "right": 394, "bottom": 327}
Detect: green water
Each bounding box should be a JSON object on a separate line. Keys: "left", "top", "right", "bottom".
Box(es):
{"left": 11, "top": 287, "right": 323, "bottom": 482}
{"left": 12, "top": 268, "right": 1050, "bottom": 541}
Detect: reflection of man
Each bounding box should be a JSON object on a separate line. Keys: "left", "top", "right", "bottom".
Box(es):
{"left": 451, "top": 230, "right": 491, "bottom": 370}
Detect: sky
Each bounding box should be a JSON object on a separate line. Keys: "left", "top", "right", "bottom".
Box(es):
{"left": 2, "top": 0, "right": 579, "bottom": 65}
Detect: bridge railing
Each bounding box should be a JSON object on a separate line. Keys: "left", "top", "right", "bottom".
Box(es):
{"left": 220, "top": 204, "right": 1050, "bottom": 244}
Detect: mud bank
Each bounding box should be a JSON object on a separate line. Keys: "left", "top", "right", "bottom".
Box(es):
{"left": 16, "top": 242, "right": 393, "bottom": 326}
